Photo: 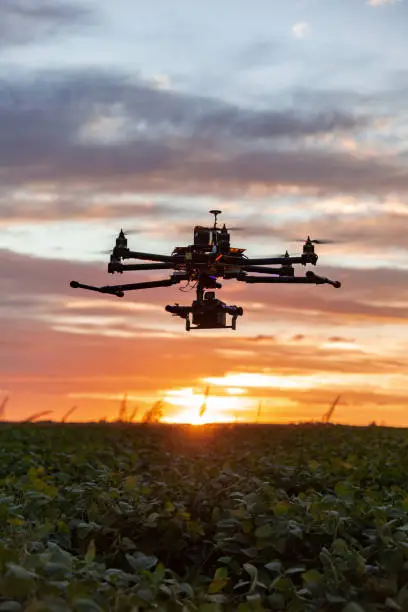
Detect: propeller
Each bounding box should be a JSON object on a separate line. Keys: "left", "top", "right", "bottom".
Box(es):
{"left": 291, "top": 236, "right": 338, "bottom": 245}
{"left": 120, "top": 229, "right": 139, "bottom": 236}
{"left": 308, "top": 239, "right": 337, "bottom": 245}
{"left": 89, "top": 228, "right": 140, "bottom": 254}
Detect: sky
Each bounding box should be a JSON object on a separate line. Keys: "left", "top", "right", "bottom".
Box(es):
{"left": 1, "top": 0, "right": 408, "bottom": 426}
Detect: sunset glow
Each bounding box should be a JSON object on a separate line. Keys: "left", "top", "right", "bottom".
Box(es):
{"left": 162, "top": 388, "right": 251, "bottom": 425}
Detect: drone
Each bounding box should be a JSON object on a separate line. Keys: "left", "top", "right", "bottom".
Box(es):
{"left": 70, "top": 210, "right": 341, "bottom": 331}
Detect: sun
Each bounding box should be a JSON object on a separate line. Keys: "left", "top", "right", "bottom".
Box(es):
{"left": 161, "top": 387, "right": 250, "bottom": 425}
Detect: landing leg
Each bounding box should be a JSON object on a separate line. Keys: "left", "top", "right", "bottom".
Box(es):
{"left": 196, "top": 283, "right": 204, "bottom": 303}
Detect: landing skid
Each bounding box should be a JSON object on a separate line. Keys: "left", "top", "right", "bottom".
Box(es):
{"left": 185, "top": 315, "right": 238, "bottom": 331}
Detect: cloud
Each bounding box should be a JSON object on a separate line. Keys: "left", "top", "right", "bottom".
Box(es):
{"left": 0, "top": 194, "right": 184, "bottom": 225}
{"left": 193, "top": 149, "right": 408, "bottom": 197}
{"left": 264, "top": 211, "right": 408, "bottom": 252}
{"left": 0, "top": 0, "right": 93, "bottom": 49}
{"left": 0, "top": 68, "right": 386, "bottom": 203}
{"left": 0, "top": 69, "right": 365, "bottom": 147}
{"left": 246, "top": 335, "right": 276, "bottom": 344}
{"left": 182, "top": 204, "right": 408, "bottom": 261}
{"left": 292, "top": 22, "right": 310, "bottom": 39}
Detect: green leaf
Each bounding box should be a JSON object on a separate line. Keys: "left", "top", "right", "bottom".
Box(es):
{"left": 270, "top": 576, "right": 295, "bottom": 596}
{"left": 332, "top": 538, "right": 349, "bottom": 555}
{"left": 267, "top": 593, "right": 285, "bottom": 608}
{"left": 1, "top": 564, "right": 37, "bottom": 598}
{"left": 43, "top": 561, "right": 73, "bottom": 578}
{"left": 301, "top": 569, "right": 323, "bottom": 586}
{"left": 265, "top": 561, "right": 282, "bottom": 573}
{"left": 123, "top": 475, "right": 138, "bottom": 491}
{"left": 208, "top": 567, "right": 229, "bottom": 594}
{"left": 285, "top": 566, "right": 306, "bottom": 575}
{"left": 246, "top": 593, "right": 262, "bottom": 604}
{"left": 126, "top": 552, "right": 158, "bottom": 572}
{"left": 73, "top": 600, "right": 103, "bottom": 612}
{"left": 214, "top": 567, "right": 228, "bottom": 579}
{"left": 7, "top": 518, "right": 24, "bottom": 527}
{"left": 273, "top": 501, "right": 290, "bottom": 516}
{"left": 255, "top": 524, "right": 274, "bottom": 538}
{"left": 47, "top": 543, "right": 73, "bottom": 570}
{"left": 180, "top": 582, "right": 195, "bottom": 598}
{"left": 152, "top": 562, "right": 166, "bottom": 584}
{"left": 84, "top": 539, "right": 95, "bottom": 565}
{"left": 136, "top": 588, "right": 155, "bottom": 603}
{"left": 401, "top": 497, "right": 408, "bottom": 513}
{"left": 243, "top": 562, "right": 258, "bottom": 593}
{"left": 334, "top": 481, "right": 355, "bottom": 500}
{"left": 242, "top": 548, "right": 259, "bottom": 559}
{"left": 327, "top": 593, "right": 347, "bottom": 603}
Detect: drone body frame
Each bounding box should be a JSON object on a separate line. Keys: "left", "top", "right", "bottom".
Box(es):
{"left": 70, "top": 210, "right": 341, "bottom": 331}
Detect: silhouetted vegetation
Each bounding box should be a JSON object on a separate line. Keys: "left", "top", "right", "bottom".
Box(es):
{"left": 141, "top": 399, "right": 164, "bottom": 423}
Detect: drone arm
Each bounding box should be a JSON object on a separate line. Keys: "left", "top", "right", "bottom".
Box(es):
{"left": 101, "top": 278, "right": 188, "bottom": 292}
{"left": 242, "top": 265, "right": 290, "bottom": 274}
{"left": 70, "top": 275, "right": 188, "bottom": 297}
{"left": 121, "top": 249, "right": 180, "bottom": 264}
{"left": 243, "top": 257, "right": 303, "bottom": 266}
{"left": 238, "top": 271, "right": 341, "bottom": 288}
{"left": 69, "top": 281, "right": 125, "bottom": 296}
{"left": 108, "top": 262, "right": 175, "bottom": 273}
{"left": 224, "top": 254, "right": 317, "bottom": 266}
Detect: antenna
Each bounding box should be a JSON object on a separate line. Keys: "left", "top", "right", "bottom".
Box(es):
{"left": 209, "top": 209, "right": 222, "bottom": 229}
